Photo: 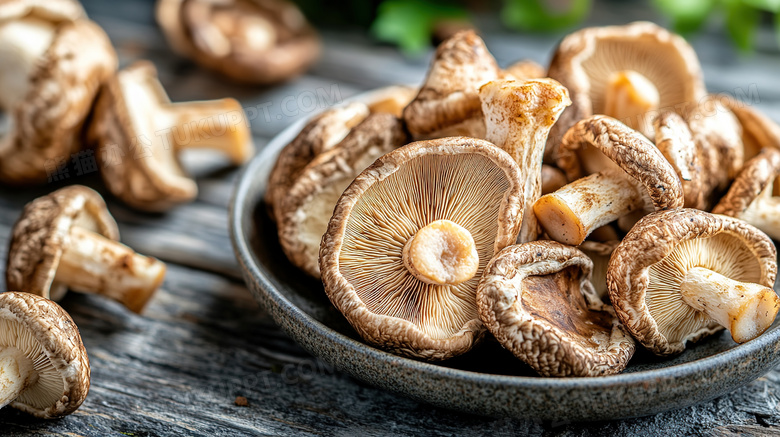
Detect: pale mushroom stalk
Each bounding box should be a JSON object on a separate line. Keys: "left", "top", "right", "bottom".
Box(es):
{"left": 53, "top": 226, "right": 166, "bottom": 313}
{"left": 534, "top": 169, "right": 644, "bottom": 245}
{"left": 603, "top": 70, "right": 659, "bottom": 136}
{"left": 0, "top": 17, "right": 55, "bottom": 110}
{"left": 739, "top": 186, "right": 780, "bottom": 240}
{"left": 165, "top": 99, "right": 252, "bottom": 164}
{"left": 680, "top": 267, "right": 779, "bottom": 343}
{"left": 402, "top": 219, "right": 479, "bottom": 286}
{"left": 0, "top": 347, "right": 34, "bottom": 409}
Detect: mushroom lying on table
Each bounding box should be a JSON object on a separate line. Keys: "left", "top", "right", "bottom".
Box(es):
{"left": 403, "top": 30, "right": 500, "bottom": 140}
{"left": 477, "top": 241, "right": 634, "bottom": 377}
{"left": 156, "top": 0, "right": 320, "bottom": 84}
{"left": 713, "top": 148, "right": 780, "bottom": 240}
{"left": 278, "top": 113, "right": 408, "bottom": 278}
{"left": 89, "top": 61, "right": 254, "bottom": 211}
{"left": 6, "top": 186, "right": 167, "bottom": 314}
{"left": 533, "top": 115, "right": 683, "bottom": 245}
{"left": 545, "top": 21, "right": 706, "bottom": 161}
{"left": 479, "top": 78, "right": 571, "bottom": 242}
{"left": 608, "top": 209, "right": 779, "bottom": 356}
{"left": 0, "top": 292, "right": 90, "bottom": 418}
{"left": 0, "top": 0, "right": 116, "bottom": 184}
{"left": 320, "top": 137, "right": 524, "bottom": 360}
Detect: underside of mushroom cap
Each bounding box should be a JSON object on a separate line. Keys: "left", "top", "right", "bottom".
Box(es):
{"left": 0, "top": 0, "right": 85, "bottom": 23}
{"left": 278, "top": 113, "right": 408, "bottom": 278}
{"left": 402, "top": 30, "right": 499, "bottom": 139}
{"left": 6, "top": 186, "right": 119, "bottom": 301}
{"left": 0, "top": 17, "right": 117, "bottom": 184}
{"left": 545, "top": 21, "right": 706, "bottom": 162}
{"left": 320, "top": 137, "right": 524, "bottom": 360}
{"left": 608, "top": 209, "right": 777, "bottom": 356}
{"left": 477, "top": 241, "right": 635, "bottom": 377}
{"left": 721, "top": 96, "right": 780, "bottom": 161}
{"left": 156, "top": 0, "right": 320, "bottom": 84}
{"left": 0, "top": 292, "right": 90, "bottom": 418}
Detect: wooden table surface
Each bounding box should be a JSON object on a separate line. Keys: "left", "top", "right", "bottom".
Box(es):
{"left": 3, "top": 1, "right": 780, "bottom": 435}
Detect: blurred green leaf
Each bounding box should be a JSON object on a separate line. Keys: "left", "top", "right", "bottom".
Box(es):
{"left": 371, "top": 0, "right": 468, "bottom": 55}
{"left": 775, "top": 12, "right": 780, "bottom": 47}
{"left": 725, "top": 0, "right": 760, "bottom": 50}
{"left": 502, "top": 0, "right": 592, "bottom": 32}
{"left": 652, "top": 0, "right": 715, "bottom": 33}
{"left": 743, "top": 0, "right": 780, "bottom": 12}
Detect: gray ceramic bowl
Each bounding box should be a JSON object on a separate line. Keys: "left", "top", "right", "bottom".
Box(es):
{"left": 229, "top": 92, "right": 780, "bottom": 422}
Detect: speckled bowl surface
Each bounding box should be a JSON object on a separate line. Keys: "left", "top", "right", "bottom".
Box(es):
{"left": 229, "top": 91, "right": 780, "bottom": 422}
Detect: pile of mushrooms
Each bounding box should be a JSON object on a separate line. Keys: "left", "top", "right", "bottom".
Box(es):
{"left": 268, "top": 22, "right": 780, "bottom": 377}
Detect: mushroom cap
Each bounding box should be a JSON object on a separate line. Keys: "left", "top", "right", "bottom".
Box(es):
{"left": 264, "top": 101, "right": 370, "bottom": 222}
{"left": 0, "top": 291, "right": 90, "bottom": 418}
{"left": 0, "top": 0, "right": 85, "bottom": 22}
{"left": 402, "top": 30, "right": 499, "bottom": 139}
{"left": 6, "top": 186, "right": 119, "bottom": 302}
{"left": 556, "top": 115, "right": 684, "bottom": 211}
{"left": 721, "top": 97, "right": 780, "bottom": 161}
{"left": 0, "top": 15, "right": 117, "bottom": 184}
{"left": 546, "top": 21, "right": 706, "bottom": 161}
{"left": 320, "top": 137, "right": 524, "bottom": 360}
{"left": 607, "top": 209, "right": 777, "bottom": 356}
{"left": 156, "top": 0, "right": 320, "bottom": 84}
{"left": 365, "top": 85, "right": 418, "bottom": 118}
{"left": 278, "top": 113, "right": 409, "bottom": 278}
{"left": 579, "top": 238, "right": 619, "bottom": 300}
{"left": 477, "top": 241, "right": 635, "bottom": 377}
{"left": 502, "top": 59, "right": 545, "bottom": 81}
{"left": 654, "top": 111, "right": 705, "bottom": 209}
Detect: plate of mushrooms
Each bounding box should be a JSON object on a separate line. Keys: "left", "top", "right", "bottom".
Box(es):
{"left": 230, "top": 22, "right": 780, "bottom": 421}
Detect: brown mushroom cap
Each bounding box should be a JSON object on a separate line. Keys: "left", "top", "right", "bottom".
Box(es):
{"left": 320, "top": 137, "right": 524, "bottom": 360}
{"left": 156, "top": 0, "right": 320, "bottom": 84}
{"left": 713, "top": 148, "right": 780, "bottom": 240}
{"left": 0, "top": 291, "right": 89, "bottom": 418}
{"left": 265, "top": 102, "right": 370, "bottom": 222}
{"left": 6, "top": 186, "right": 166, "bottom": 313}
{"left": 502, "top": 59, "right": 545, "bottom": 81}
{"left": 654, "top": 111, "right": 705, "bottom": 209}
{"left": 89, "top": 60, "right": 253, "bottom": 211}
{"left": 278, "top": 113, "right": 409, "bottom": 278}
{"left": 402, "top": 30, "right": 499, "bottom": 140}
{"left": 721, "top": 97, "right": 780, "bottom": 161}
{"left": 546, "top": 21, "right": 706, "bottom": 162}
{"left": 608, "top": 209, "right": 778, "bottom": 356}
{"left": 0, "top": 6, "right": 116, "bottom": 184}
{"left": 477, "top": 241, "right": 635, "bottom": 377}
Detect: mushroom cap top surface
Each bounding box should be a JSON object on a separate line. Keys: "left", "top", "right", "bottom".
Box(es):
{"left": 721, "top": 97, "right": 780, "bottom": 160}
{"left": 155, "top": 0, "right": 320, "bottom": 84}
{"left": 477, "top": 241, "right": 635, "bottom": 377}
{"left": 0, "top": 291, "right": 90, "bottom": 418}
{"left": 265, "top": 101, "right": 370, "bottom": 222}
{"left": 0, "top": 16, "right": 117, "bottom": 184}
{"left": 0, "top": 0, "right": 85, "bottom": 23}
{"left": 713, "top": 147, "right": 780, "bottom": 217}
{"left": 278, "top": 113, "right": 409, "bottom": 278}
{"left": 556, "top": 115, "right": 684, "bottom": 210}
{"left": 402, "top": 30, "right": 499, "bottom": 138}
{"left": 654, "top": 111, "right": 705, "bottom": 209}
{"left": 607, "top": 208, "right": 777, "bottom": 356}
{"left": 546, "top": 21, "right": 706, "bottom": 161}
{"left": 319, "top": 137, "right": 524, "bottom": 361}
{"left": 6, "top": 185, "right": 119, "bottom": 300}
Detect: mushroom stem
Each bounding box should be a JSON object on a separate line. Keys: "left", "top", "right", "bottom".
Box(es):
{"left": 54, "top": 227, "right": 166, "bottom": 313}
{"left": 402, "top": 219, "right": 479, "bottom": 286}
{"left": 740, "top": 191, "right": 780, "bottom": 241}
{"left": 534, "top": 170, "right": 644, "bottom": 245}
{"left": 603, "top": 70, "right": 659, "bottom": 137}
{"left": 680, "top": 267, "right": 780, "bottom": 343}
{"left": 0, "top": 17, "right": 56, "bottom": 110}
{"left": 167, "top": 98, "right": 253, "bottom": 164}
{"left": 0, "top": 347, "right": 34, "bottom": 409}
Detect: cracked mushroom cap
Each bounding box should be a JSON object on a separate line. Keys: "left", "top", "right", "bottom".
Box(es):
{"left": 654, "top": 111, "right": 705, "bottom": 209}
{"left": 546, "top": 21, "right": 706, "bottom": 161}
{"left": 156, "top": 0, "right": 320, "bottom": 84}
{"left": 278, "top": 113, "right": 409, "bottom": 278}
{"left": 608, "top": 209, "right": 778, "bottom": 356}
{"left": 402, "top": 30, "right": 499, "bottom": 140}
{"left": 320, "top": 137, "right": 524, "bottom": 360}
{"left": 713, "top": 148, "right": 780, "bottom": 241}
{"left": 264, "top": 102, "right": 370, "bottom": 222}
{"left": 477, "top": 241, "right": 635, "bottom": 377}
{"left": 89, "top": 61, "right": 253, "bottom": 211}
{"left": 0, "top": 2, "right": 116, "bottom": 184}
{"left": 0, "top": 291, "right": 89, "bottom": 418}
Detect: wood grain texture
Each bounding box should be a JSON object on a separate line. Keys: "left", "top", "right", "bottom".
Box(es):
{"left": 2, "top": 0, "right": 780, "bottom": 435}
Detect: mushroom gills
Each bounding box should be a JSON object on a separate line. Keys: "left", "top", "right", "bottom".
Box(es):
{"left": 0, "top": 17, "right": 56, "bottom": 111}
{"left": 53, "top": 226, "right": 167, "bottom": 313}
{"left": 0, "top": 347, "right": 34, "bottom": 409}
{"left": 603, "top": 70, "right": 659, "bottom": 136}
